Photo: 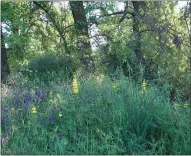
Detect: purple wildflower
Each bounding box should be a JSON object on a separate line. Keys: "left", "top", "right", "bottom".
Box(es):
{"left": 51, "top": 106, "right": 56, "bottom": 112}
{"left": 50, "top": 140, "right": 55, "bottom": 147}
{"left": 48, "top": 114, "right": 55, "bottom": 121}
{"left": 35, "top": 91, "right": 41, "bottom": 97}
{"left": 15, "top": 98, "right": 21, "bottom": 108}
{"left": 1, "top": 108, "right": 7, "bottom": 113}
{"left": 58, "top": 132, "right": 62, "bottom": 140}
{"left": 24, "top": 91, "right": 32, "bottom": 101}
{"left": 1, "top": 137, "right": 9, "bottom": 143}
{"left": 33, "top": 91, "right": 41, "bottom": 104}
{"left": 24, "top": 147, "right": 30, "bottom": 152}
{"left": 24, "top": 101, "right": 31, "bottom": 110}
{"left": 1, "top": 116, "right": 6, "bottom": 130}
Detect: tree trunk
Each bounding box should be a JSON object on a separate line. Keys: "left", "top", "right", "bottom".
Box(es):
{"left": 132, "top": 1, "right": 144, "bottom": 63}
{"left": 121, "top": 1, "right": 145, "bottom": 79}
{"left": 69, "top": 1, "right": 95, "bottom": 72}
{"left": 1, "top": 29, "right": 10, "bottom": 81}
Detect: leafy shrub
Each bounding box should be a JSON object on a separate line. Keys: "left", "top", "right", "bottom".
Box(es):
{"left": 20, "top": 54, "right": 75, "bottom": 84}
{"left": 28, "top": 54, "right": 74, "bottom": 73}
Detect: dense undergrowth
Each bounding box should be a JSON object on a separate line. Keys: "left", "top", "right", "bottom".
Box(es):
{"left": 1, "top": 70, "right": 190, "bottom": 155}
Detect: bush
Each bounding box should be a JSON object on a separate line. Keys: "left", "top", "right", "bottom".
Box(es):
{"left": 20, "top": 54, "right": 75, "bottom": 84}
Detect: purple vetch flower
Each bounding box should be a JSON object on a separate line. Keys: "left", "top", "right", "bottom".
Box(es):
{"left": 50, "top": 140, "right": 55, "bottom": 147}
{"left": 48, "top": 114, "right": 55, "bottom": 121}
{"left": 24, "top": 147, "right": 30, "bottom": 152}
{"left": 51, "top": 106, "right": 57, "bottom": 112}
{"left": 24, "top": 101, "right": 32, "bottom": 110}
{"left": 1, "top": 116, "right": 6, "bottom": 130}
{"left": 105, "top": 92, "right": 111, "bottom": 97}
{"left": 24, "top": 91, "right": 32, "bottom": 101}
{"left": 15, "top": 98, "right": 21, "bottom": 108}
{"left": 1, "top": 107, "right": 7, "bottom": 113}
{"left": 85, "top": 92, "right": 95, "bottom": 104}
{"left": 58, "top": 132, "right": 62, "bottom": 140}
{"left": 33, "top": 91, "right": 41, "bottom": 104}
{"left": 1, "top": 107, "right": 8, "bottom": 128}
{"left": 1, "top": 137, "right": 9, "bottom": 143}
{"left": 1, "top": 116, "right": 6, "bottom": 122}
{"left": 34, "top": 91, "right": 41, "bottom": 98}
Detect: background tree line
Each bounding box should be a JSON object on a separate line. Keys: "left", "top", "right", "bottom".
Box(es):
{"left": 1, "top": 1, "right": 190, "bottom": 101}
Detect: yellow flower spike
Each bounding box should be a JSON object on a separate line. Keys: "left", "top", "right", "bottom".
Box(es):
{"left": 142, "top": 79, "right": 147, "bottom": 87}
{"left": 49, "top": 90, "right": 53, "bottom": 98}
{"left": 141, "top": 79, "right": 147, "bottom": 93}
{"left": 59, "top": 112, "right": 63, "bottom": 117}
{"left": 112, "top": 83, "right": 116, "bottom": 89}
{"left": 31, "top": 106, "right": 37, "bottom": 114}
{"left": 72, "top": 74, "right": 79, "bottom": 94}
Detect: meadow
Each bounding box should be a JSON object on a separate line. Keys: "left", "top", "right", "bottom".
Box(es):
{"left": 1, "top": 70, "right": 190, "bottom": 155}
{"left": 1, "top": 1, "right": 190, "bottom": 154}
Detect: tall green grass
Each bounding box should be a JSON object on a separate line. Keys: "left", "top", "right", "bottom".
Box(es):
{"left": 1, "top": 71, "right": 190, "bottom": 155}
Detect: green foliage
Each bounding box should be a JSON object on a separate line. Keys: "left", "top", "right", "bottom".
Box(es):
{"left": 1, "top": 72, "right": 190, "bottom": 155}
{"left": 28, "top": 54, "right": 62, "bottom": 73}
{"left": 2, "top": 1, "right": 189, "bottom": 100}
{"left": 19, "top": 54, "right": 76, "bottom": 84}
{"left": 1, "top": 2, "right": 190, "bottom": 154}
{"left": 2, "top": 1, "right": 31, "bottom": 65}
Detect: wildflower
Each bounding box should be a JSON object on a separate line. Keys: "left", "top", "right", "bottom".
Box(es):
{"left": 1, "top": 137, "right": 9, "bottom": 143}
{"left": 49, "top": 90, "right": 53, "bottom": 98}
{"left": 58, "top": 112, "right": 62, "bottom": 117}
{"left": 50, "top": 140, "right": 55, "bottom": 147}
{"left": 58, "top": 132, "right": 62, "bottom": 140}
{"left": 52, "top": 106, "right": 56, "bottom": 111}
{"left": 141, "top": 79, "right": 147, "bottom": 93}
{"left": 24, "top": 91, "right": 32, "bottom": 101}
{"left": 48, "top": 114, "right": 55, "bottom": 121}
{"left": 112, "top": 83, "right": 120, "bottom": 91}
{"left": 34, "top": 91, "right": 41, "bottom": 103}
{"left": 15, "top": 98, "right": 21, "bottom": 108}
{"left": 31, "top": 106, "right": 37, "bottom": 114}
{"left": 24, "top": 147, "right": 30, "bottom": 152}
{"left": 24, "top": 101, "right": 31, "bottom": 110}
{"left": 72, "top": 74, "right": 78, "bottom": 94}
{"left": 112, "top": 83, "right": 116, "bottom": 89}
{"left": 1, "top": 116, "right": 6, "bottom": 130}
{"left": 35, "top": 91, "right": 41, "bottom": 97}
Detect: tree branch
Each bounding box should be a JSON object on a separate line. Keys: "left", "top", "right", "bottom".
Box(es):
{"left": 33, "top": 1, "right": 70, "bottom": 54}
{"left": 119, "top": 1, "right": 129, "bottom": 23}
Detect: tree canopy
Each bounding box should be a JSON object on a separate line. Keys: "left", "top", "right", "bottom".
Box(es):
{"left": 1, "top": 1, "right": 190, "bottom": 99}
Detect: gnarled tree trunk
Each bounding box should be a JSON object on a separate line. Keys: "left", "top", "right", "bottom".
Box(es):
{"left": 69, "top": 1, "right": 95, "bottom": 72}
{"left": 132, "top": 1, "right": 144, "bottom": 63}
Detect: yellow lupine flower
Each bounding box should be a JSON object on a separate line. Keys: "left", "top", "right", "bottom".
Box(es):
{"left": 112, "top": 83, "right": 116, "bottom": 89}
{"left": 59, "top": 112, "right": 63, "bottom": 117}
{"left": 141, "top": 79, "right": 147, "bottom": 93}
{"left": 72, "top": 74, "right": 78, "bottom": 94}
{"left": 31, "top": 106, "right": 37, "bottom": 114}
{"left": 49, "top": 90, "right": 53, "bottom": 98}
